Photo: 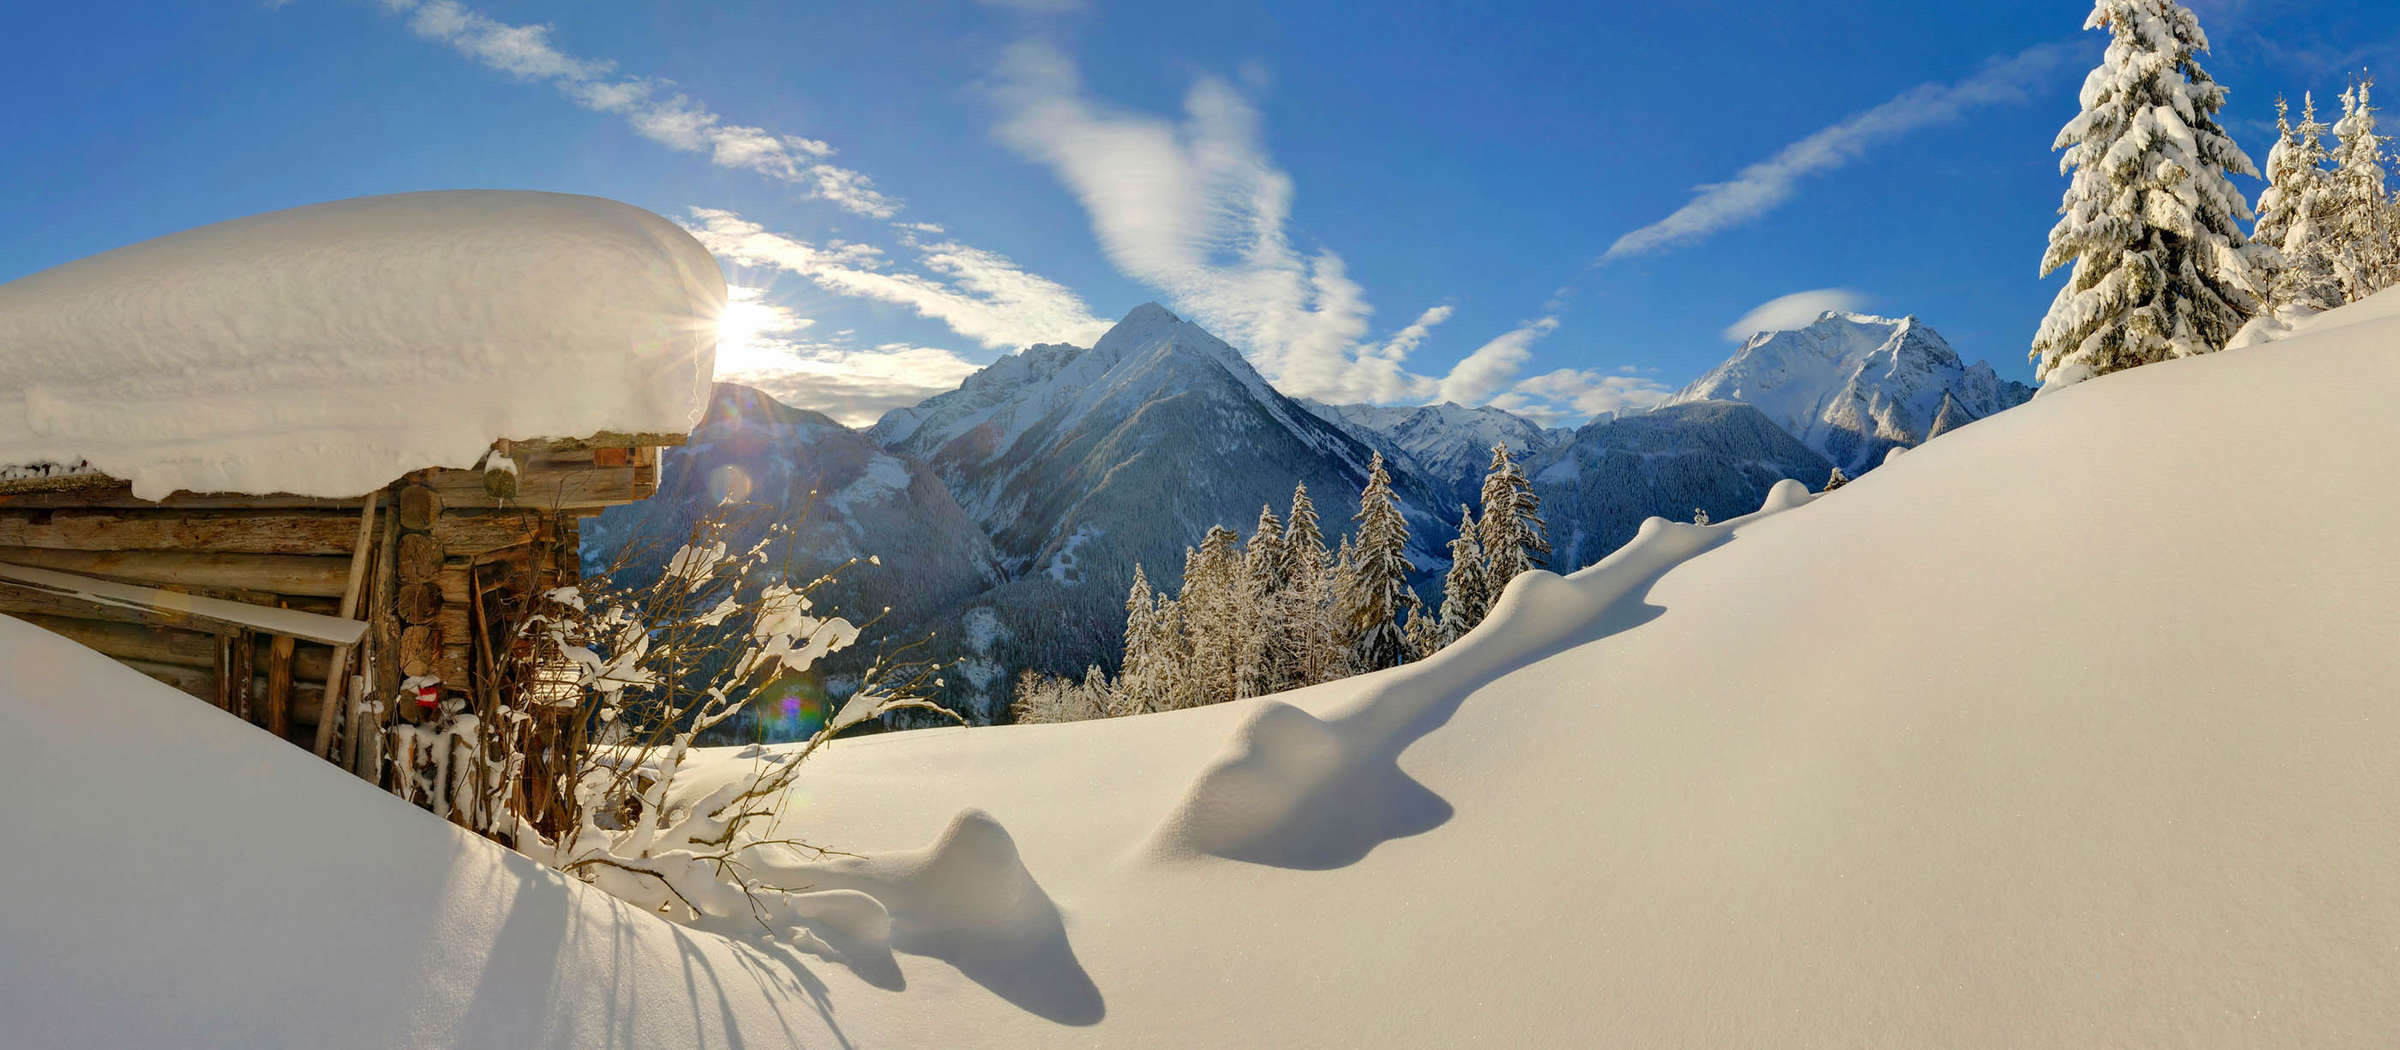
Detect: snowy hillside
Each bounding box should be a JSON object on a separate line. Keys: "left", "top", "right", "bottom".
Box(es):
{"left": 11, "top": 289, "right": 2400, "bottom": 1047}
{"left": 1666, "top": 311, "right": 2033, "bottom": 475}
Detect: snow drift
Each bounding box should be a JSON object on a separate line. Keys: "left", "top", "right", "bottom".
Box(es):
{"left": 0, "top": 191, "right": 722, "bottom": 499}
{"left": 6, "top": 290, "right": 2400, "bottom": 1047}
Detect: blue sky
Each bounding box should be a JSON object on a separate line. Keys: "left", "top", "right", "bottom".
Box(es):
{"left": 5, "top": 0, "right": 2396, "bottom": 425}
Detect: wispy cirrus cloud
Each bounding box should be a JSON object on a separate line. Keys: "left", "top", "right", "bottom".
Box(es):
{"left": 1601, "top": 41, "right": 2074, "bottom": 262}
{"left": 689, "top": 209, "right": 1111, "bottom": 352}
{"left": 380, "top": 0, "right": 900, "bottom": 217}
{"left": 990, "top": 41, "right": 1582, "bottom": 410}
{"left": 1489, "top": 368, "right": 1674, "bottom": 427}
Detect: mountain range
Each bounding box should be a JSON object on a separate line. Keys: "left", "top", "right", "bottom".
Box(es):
{"left": 592, "top": 304, "right": 2026, "bottom": 719}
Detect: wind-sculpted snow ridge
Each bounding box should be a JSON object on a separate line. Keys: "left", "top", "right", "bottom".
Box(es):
{"left": 0, "top": 191, "right": 721, "bottom": 499}
{"left": 1152, "top": 479, "right": 1816, "bottom": 868}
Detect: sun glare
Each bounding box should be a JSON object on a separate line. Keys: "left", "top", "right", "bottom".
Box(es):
{"left": 714, "top": 285, "right": 796, "bottom": 376}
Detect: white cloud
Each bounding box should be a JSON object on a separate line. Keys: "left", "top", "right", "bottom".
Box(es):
{"left": 1601, "top": 41, "right": 2072, "bottom": 262}
{"left": 1722, "top": 288, "right": 1869, "bottom": 342}
{"left": 712, "top": 285, "right": 982, "bottom": 426}
{"left": 1435, "top": 317, "right": 1559, "bottom": 406}
{"left": 688, "top": 209, "right": 1111, "bottom": 351}
{"left": 1489, "top": 368, "right": 1674, "bottom": 428}
{"left": 382, "top": 0, "right": 899, "bottom": 217}
{"left": 991, "top": 41, "right": 1551, "bottom": 407}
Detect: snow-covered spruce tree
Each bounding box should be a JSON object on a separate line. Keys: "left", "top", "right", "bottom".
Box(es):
{"left": 1438, "top": 505, "right": 1491, "bottom": 645}
{"left": 1151, "top": 593, "right": 1194, "bottom": 710}
{"left": 1238, "top": 504, "right": 1293, "bottom": 698}
{"left": 1822, "top": 466, "right": 1851, "bottom": 492}
{"left": 1010, "top": 666, "right": 1116, "bottom": 723}
{"left": 2326, "top": 77, "right": 2397, "bottom": 302}
{"left": 1179, "top": 526, "right": 1245, "bottom": 706}
{"left": 1403, "top": 593, "right": 1442, "bottom": 663}
{"left": 1342, "top": 452, "right": 1418, "bottom": 673}
{"left": 1116, "top": 565, "right": 1168, "bottom": 713}
{"left": 2254, "top": 94, "right": 2345, "bottom": 315}
{"left": 1692, "top": 507, "right": 1711, "bottom": 526}
{"left": 1281, "top": 482, "right": 1340, "bottom": 688}
{"left": 2032, "top": 0, "right": 2266, "bottom": 387}
{"left": 1476, "top": 443, "right": 1550, "bottom": 590}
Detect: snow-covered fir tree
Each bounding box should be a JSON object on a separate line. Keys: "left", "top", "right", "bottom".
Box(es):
{"left": 1180, "top": 527, "right": 1245, "bottom": 707}
{"left": 2326, "top": 77, "right": 2397, "bottom": 302}
{"left": 1117, "top": 565, "right": 1168, "bottom": 713}
{"left": 1475, "top": 443, "right": 1550, "bottom": 590}
{"left": 1822, "top": 466, "right": 1850, "bottom": 492}
{"left": 1239, "top": 504, "right": 1297, "bottom": 697}
{"left": 1402, "top": 594, "right": 1442, "bottom": 663}
{"left": 1438, "top": 505, "right": 1491, "bottom": 645}
{"left": 1341, "top": 451, "right": 1418, "bottom": 673}
{"left": 2031, "top": 0, "right": 2265, "bottom": 387}
{"left": 1281, "top": 482, "right": 1339, "bottom": 688}
{"left": 1692, "top": 507, "right": 1711, "bottom": 526}
{"left": 2255, "top": 93, "right": 2345, "bottom": 314}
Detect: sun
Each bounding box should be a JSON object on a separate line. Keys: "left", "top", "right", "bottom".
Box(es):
{"left": 713, "top": 285, "right": 801, "bottom": 376}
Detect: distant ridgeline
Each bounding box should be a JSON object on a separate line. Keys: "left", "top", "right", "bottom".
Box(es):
{"left": 590, "top": 304, "right": 2029, "bottom": 724}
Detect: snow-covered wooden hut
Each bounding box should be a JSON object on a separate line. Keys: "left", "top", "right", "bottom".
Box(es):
{"left": 0, "top": 191, "right": 721, "bottom": 773}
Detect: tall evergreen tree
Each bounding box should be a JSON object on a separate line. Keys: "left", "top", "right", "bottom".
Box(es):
{"left": 1117, "top": 565, "right": 1165, "bottom": 712}
{"left": 1475, "top": 443, "right": 1550, "bottom": 589}
{"left": 1181, "top": 526, "right": 1245, "bottom": 706}
{"left": 1282, "top": 483, "right": 1339, "bottom": 688}
{"left": 1438, "top": 505, "right": 1491, "bottom": 645}
{"left": 2256, "top": 93, "right": 2345, "bottom": 314}
{"left": 1341, "top": 452, "right": 1417, "bottom": 673}
{"left": 2032, "top": 0, "right": 2265, "bottom": 385}
{"left": 1402, "top": 593, "right": 1442, "bottom": 663}
{"left": 2327, "top": 77, "right": 2397, "bottom": 302}
{"left": 1239, "top": 504, "right": 1295, "bottom": 698}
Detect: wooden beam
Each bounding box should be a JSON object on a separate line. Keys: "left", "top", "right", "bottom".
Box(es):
{"left": 265, "top": 631, "right": 296, "bottom": 737}
{"left": 0, "top": 510, "right": 364, "bottom": 555}
{"left": 0, "top": 561, "right": 365, "bottom": 644}
{"left": 0, "top": 546, "right": 351, "bottom": 598}
{"left": 409, "top": 465, "right": 646, "bottom": 511}
{"left": 315, "top": 494, "right": 378, "bottom": 760}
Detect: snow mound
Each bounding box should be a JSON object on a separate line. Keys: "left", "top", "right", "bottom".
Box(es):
{"left": 0, "top": 191, "right": 722, "bottom": 499}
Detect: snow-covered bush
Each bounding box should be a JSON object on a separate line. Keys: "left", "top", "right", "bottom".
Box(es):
{"left": 501, "top": 503, "right": 955, "bottom": 937}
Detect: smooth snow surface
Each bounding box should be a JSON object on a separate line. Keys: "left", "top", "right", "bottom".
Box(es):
{"left": 8, "top": 290, "right": 2400, "bottom": 1047}
{"left": 0, "top": 191, "right": 721, "bottom": 499}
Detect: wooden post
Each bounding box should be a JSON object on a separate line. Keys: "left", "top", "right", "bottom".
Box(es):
{"left": 265, "top": 630, "right": 296, "bottom": 738}
{"left": 228, "top": 628, "right": 255, "bottom": 721}
{"left": 316, "top": 495, "right": 379, "bottom": 759}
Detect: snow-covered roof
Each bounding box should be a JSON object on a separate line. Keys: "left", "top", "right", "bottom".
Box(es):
{"left": 0, "top": 190, "right": 722, "bottom": 500}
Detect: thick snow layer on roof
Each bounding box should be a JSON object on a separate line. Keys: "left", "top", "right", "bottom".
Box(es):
{"left": 0, "top": 191, "right": 722, "bottom": 499}
{"left": 5, "top": 288, "right": 2400, "bottom": 1047}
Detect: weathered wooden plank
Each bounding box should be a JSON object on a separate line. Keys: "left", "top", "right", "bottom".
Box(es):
{"left": 315, "top": 493, "right": 378, "bottom": 760}
{"left": 430, "top": 512, "right": 542, "bottom": 556}
{"left": 17, "top": 614, "right": 219, "bottom": 668}
{"left": 0, "top": 487, "right": 363, "bottom": 510}
{"left": 410, "top": 465, "right": 644, "bottom": 511}
{"left": 0, "top": 562, "right": 364, "bottom": 644}
{"left": 265, "top": 632, "right": 296, "bottom": 736}
{"left": 0, "top": 546, "right": 350, "bottom": 597}
{"left": 400, "top": 624, "right": 442, "bottom": 678}
{"left": 0, "top": 510, "right": 362, "bottom": 555}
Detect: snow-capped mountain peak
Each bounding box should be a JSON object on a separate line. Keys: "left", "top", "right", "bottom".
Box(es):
{"left": 1665, "top": 311, "right": 2031, "bottom": 475}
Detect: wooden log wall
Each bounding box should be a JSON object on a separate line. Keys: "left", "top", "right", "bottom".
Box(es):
{"left": 0, "top": 441, "right": 655, "bottom": 755}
